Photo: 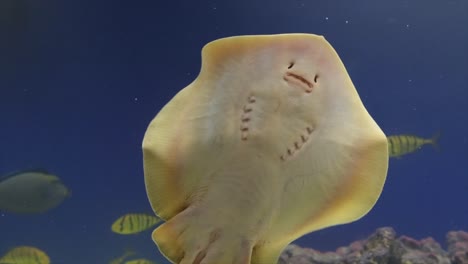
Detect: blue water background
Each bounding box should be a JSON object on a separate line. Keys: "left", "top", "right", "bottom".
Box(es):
{"left": 1, "top": 0, "right": 467, "bottom": 263}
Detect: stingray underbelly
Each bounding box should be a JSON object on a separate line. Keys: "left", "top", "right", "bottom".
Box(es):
{"left": 184, "top": 91, "right": 308, "bottom": 233}
{"left": 190, "top": 147, "right": 281, "bottom": 237}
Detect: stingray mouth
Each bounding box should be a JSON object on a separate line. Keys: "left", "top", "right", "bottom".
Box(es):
{"left": 283, "top": 72, "right": 313, "bottom": 93}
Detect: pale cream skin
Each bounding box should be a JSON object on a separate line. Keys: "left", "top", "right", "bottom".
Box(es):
{"left": 143, "top": 34, "right": 388, "bottom": 264}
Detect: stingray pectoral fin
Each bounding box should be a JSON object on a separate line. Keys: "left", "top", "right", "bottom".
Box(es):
{"left": 251, "top": 243, "right": 285, "bottom": 264}
{"left": 143, "top": 78, "right": 221, "bottom": 220}
{"left": 261, "top": 123, "right": 389, "bottom": 249}
{"left": 295, "top": 134, "right": 388, "bottom": 232}
{"left": 152, "top": 220, "right": 184, "bottom": 263}
{"left": 151, "top": 207, "right": 204, "bottom": 264}
{"left": 143, "top": 86, "right": 192, "bottom": 220}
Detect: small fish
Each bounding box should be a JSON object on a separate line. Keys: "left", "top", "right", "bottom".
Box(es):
{"left": 387, "top": 132, "right": 440, "bottom": 158}
{"left": 0, "top": 170, "right": 71, "bottom": 214}
{"left": 0, "top": 246, "right": 50, "bottom": 264}
{"left": 125, "top": 258, "right": 157, "bottom": 264}
{"left": 111, "top": 213, "right": 161, "bottom": 235}
{"left": 109, "top": 249, "right": 136, "bottom": 264}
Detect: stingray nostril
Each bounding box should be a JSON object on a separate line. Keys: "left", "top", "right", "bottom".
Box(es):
{"left": 288, "top": 62, "right": 294, "bottom": 69}
{"left": 314, "top": 74, "right": 319, "bottom": 83}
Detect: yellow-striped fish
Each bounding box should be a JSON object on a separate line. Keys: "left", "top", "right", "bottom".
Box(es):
{"left": 0, "top": 246, "right": 50, "bottom": 264}
{"left": 111, "top": 213, "right": 161, "bottom": 235}
{"left": 125, "top": 258, "right": 157, "bottom": 264}
{"left": 387, "top": 132, "right": 440, "bottom": 158}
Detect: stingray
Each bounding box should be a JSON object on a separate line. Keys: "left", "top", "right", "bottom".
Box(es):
{"left": 142, "top": 33, "right": 388, "bottom": 264}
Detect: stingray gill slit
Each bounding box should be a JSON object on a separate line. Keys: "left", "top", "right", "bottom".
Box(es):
{"left": 240, "top": 95, "right": 256, "bottom": 141}
{"left": 280, "top": 126, "right": 315, "bottom": 161}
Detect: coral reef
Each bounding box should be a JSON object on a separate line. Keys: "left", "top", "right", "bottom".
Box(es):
{"left": 447, "top": 230, "right": 468, "bottom": 264}
{"left": 279, "top": 227, "right": 468, "bottom": 264}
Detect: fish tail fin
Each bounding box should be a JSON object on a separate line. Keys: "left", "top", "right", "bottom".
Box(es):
{"left": 429, "top": 130, "right": 441, "bottom": 152}
{"left": 122, "top": 248, "right": 137, "bottom": 259}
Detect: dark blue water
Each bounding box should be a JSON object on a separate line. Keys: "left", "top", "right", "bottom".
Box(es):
{"left": 1, "top": 0, "right": 467, "bottom": 263}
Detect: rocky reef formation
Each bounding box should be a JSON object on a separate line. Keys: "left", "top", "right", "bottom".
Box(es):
{"left": 447, "top": 230, "right": 468, "bottom": 264}
{"left": 279, "top": 227, "right": 468, "bottom": 264}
